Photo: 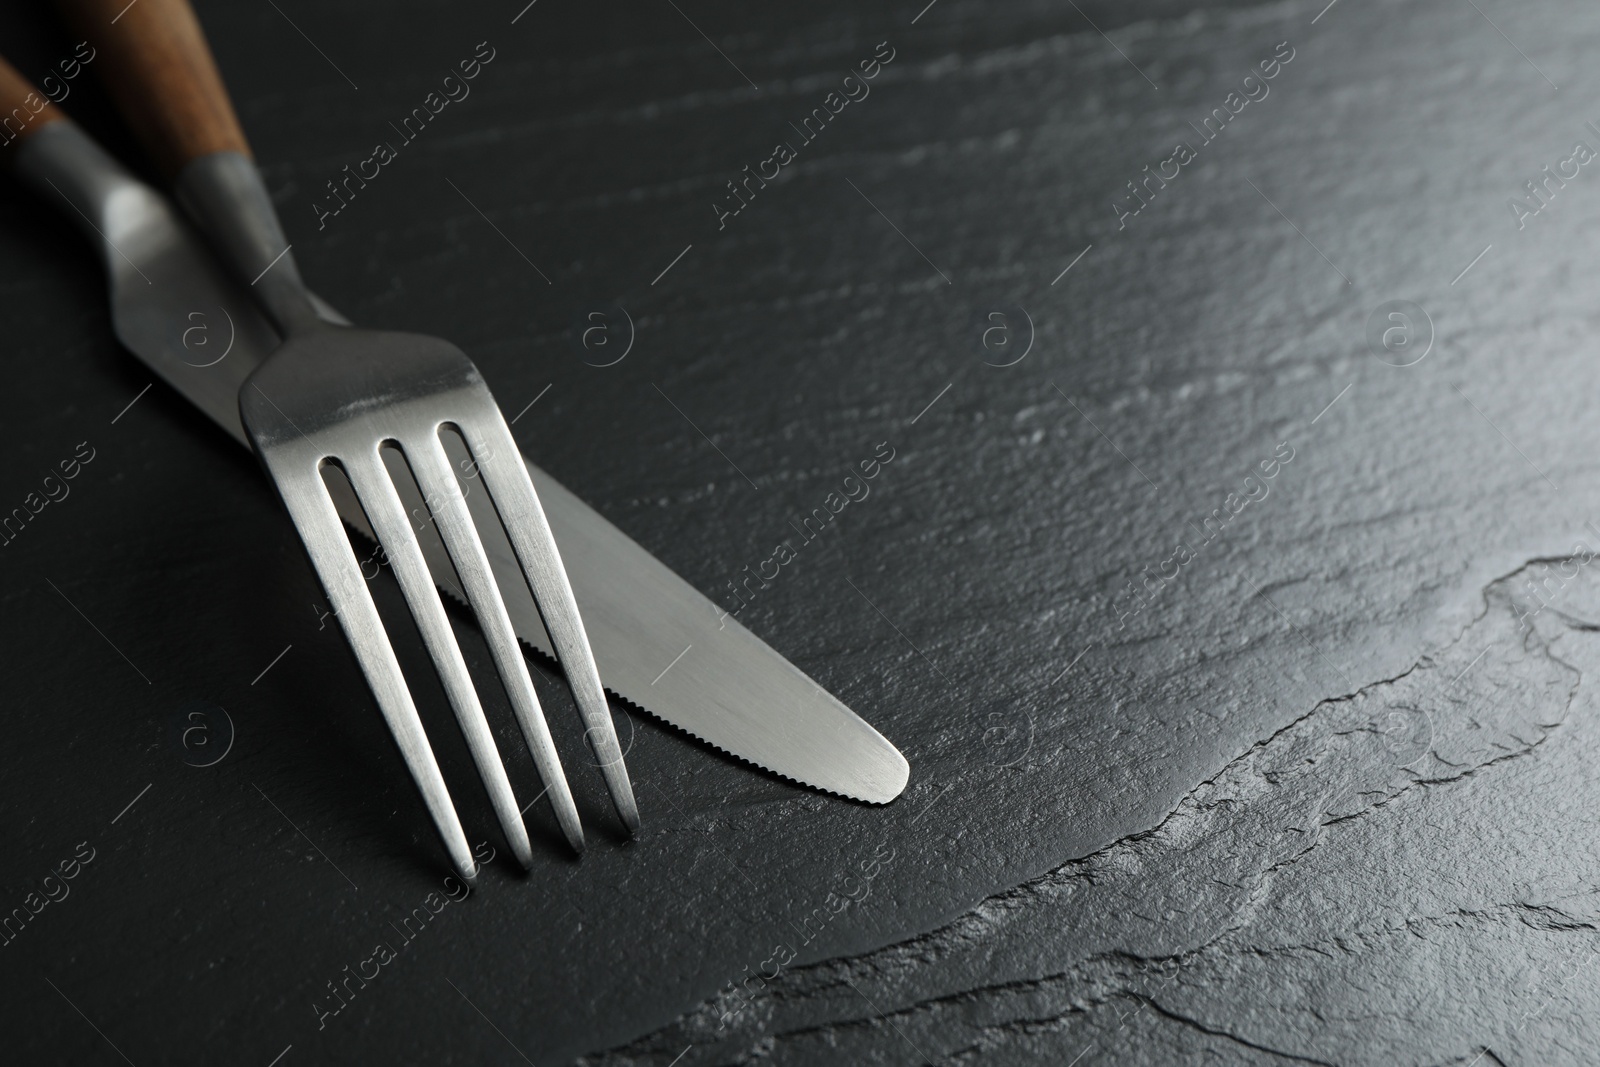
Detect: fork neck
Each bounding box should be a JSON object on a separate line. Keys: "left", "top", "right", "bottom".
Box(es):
{"left": 176, "top": 150, "right": 329, "bottom": 339}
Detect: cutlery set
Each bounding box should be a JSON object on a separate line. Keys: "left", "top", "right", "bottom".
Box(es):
{"left": 4, "top": 0, "right": 907, "bottom": 881}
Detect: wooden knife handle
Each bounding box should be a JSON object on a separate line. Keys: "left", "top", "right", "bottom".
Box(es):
{"left": 58, "top": 0, "right": 251, "bottom": 175}
{"left": 0, "top": 56, "right": 66, "bottom": 157}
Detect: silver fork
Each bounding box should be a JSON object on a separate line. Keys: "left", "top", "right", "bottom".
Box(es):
{"left": 238, "top": 305, "right": 638, "bottom": 880}
{"left": 68, "top": 0, "right": 637, "bottom": 881}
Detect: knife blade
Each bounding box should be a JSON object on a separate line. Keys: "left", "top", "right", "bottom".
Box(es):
{"left": 15, "top": 119, "right": 910, "bottom": 804}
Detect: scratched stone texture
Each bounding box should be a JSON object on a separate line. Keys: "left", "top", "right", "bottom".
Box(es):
{"left": 2, "top": 0, "right": 1600, "bottom": 1064}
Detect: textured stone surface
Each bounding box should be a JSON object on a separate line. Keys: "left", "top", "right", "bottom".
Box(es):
{"left": 589, "top": 562, "right": 1600, "bottom": 1064}
{"left": 2, "top": 0, "right": 1599, "bottom": 1063}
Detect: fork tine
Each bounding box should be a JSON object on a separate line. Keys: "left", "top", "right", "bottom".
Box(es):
{"left": 265, "top": 451, "right": 479, "bottom": 882}
{"left": 342, "top": 446, "right": 536, "bottom": 870}
{"left": 455, "top": 416, "right": 641, "bottom": 833}
{"left": 402, "top": 432, "right": 586, "bottom": 854}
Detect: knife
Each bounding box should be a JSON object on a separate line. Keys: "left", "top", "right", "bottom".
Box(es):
{"left": 10, "top": 113, "right": 909, "bottom": 804}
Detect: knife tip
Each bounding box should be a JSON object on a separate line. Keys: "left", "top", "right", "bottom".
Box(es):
{"left": 858, "top": 745, "right": 911, "bottom": 804}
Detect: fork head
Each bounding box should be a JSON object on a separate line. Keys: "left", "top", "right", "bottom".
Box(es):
{"left": 239, "top": 327, "right": 638, "bottom": 882}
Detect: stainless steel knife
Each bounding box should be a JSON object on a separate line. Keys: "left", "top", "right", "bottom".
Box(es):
{"left": 14, "top": 117, "right": 909, "bottom": 804}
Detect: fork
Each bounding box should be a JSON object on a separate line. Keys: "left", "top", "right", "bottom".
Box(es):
{"left": 63, "top": 0, "right": 638, "bottom": 881}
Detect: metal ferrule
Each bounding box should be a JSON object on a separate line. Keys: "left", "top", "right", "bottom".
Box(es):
{"left": 14, "top": 120, "right": 149, "bottom": 252}
{"left": 175, "top": 150, "right": 327, "bottom": 338}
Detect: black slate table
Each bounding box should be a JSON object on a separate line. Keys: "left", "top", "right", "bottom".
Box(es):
{"left": 4, "top": 1, "right": 1599, "bottom": 1064}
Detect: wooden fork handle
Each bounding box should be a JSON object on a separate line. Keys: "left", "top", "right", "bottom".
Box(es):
{"left": 0, "top": 56, "right": 66, "bottom": 158}
{"left": 57, "top": 0, "right": 251, "bottom": 176}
